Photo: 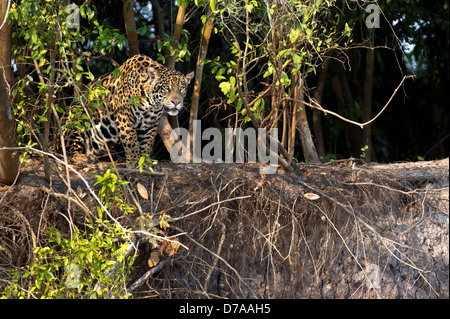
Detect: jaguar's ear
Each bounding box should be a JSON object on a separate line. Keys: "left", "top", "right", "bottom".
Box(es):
{"left": 147, "top": 66, "right": 160, "bottom": 84}
{"left": 185, "top": 71, "right": 195, "bottom": 83}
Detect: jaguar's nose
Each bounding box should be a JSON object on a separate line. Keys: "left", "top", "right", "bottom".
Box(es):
{"left": 172, "top": 99, "right": 181, "bottom": 106}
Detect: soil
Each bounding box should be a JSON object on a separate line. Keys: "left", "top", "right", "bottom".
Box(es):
{"left": 0, "top": 156, "right": 448, "bottom": 299}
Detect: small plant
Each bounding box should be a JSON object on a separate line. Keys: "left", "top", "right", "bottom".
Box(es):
{"left": 94, "top": 169, "right": 134, "bottom": 216}
{"left": 137, "top": 154, "right": 158, "bottom": 173}
{"left": 360, "top": 145, "right": 369, "bottom": 159}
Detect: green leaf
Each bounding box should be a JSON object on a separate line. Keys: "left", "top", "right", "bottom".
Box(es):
{"left": 113, "top": 68, "right": 120, "bottom": 79}
{"left": 229, "top": 76, "right": 236, "bottom": 87}
{"left": 157, "top": 40, "right": 163, "bottom": 52}
{"left": 289, "top": 28, "right": 301, "bottom": 43}
{"left": 215, "top": 75, "right": 226, "bottom": 81}
{"left": 219, "top": 81, "right": 231, "bottom": 95}
{"left": 344, "top": 23, "right": 352, "bottom": 36}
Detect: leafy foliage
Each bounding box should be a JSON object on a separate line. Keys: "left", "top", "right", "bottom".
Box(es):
{"left": 2, "top": 224, "right": 134, "bottom": 299}
{"left": 1, "top": 168, "right": 138, "bottom": 299}
{"left": 9, "top": 0, "right": 126, "bottom": 146}
{"left": 210, "top": 0, "right": 350, "bottom": 124}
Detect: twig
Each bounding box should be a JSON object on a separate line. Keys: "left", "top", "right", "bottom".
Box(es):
{"left": 203, "top": 221, "right": 226, "bottom": 295}
{"left": 117, "top": 167, "right": 166, "bottom": 176}
{"left": 171, "top": 225, "right": 244, "bottom": 284}
{"left": 129, "top": 230, "right": 189, "bottom": 251}
{"left": 127, "top": 256, "right": 173, "bottom": 293}
{"left": 40, "top": 185, "right": 95, "bottom": 220}
{"left": 343, "top": 181, "right": 448, "bottom": 195}
{"left": 0, "top": 0, "right": 11, "bottom": 31}
{"left": 170, "top": 195, "right": 252, "bottom": 222}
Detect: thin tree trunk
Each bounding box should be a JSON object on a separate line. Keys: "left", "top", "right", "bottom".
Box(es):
{"left": 0, "top": 21, "right": 14, "bottom": 97}
{"left": 362, "top": 30, "right": 375, "bottom": 162}
{"left": 69, "top": 47, "right": 84, "bottom": 100}
{"left": 287, "top": 101, "right": 296, "bottom": 165}
{"left": 188, "top": 7, "right": 214, "bottom": 157}
{"left": 123, "top": 0, "right": 140, "bottom": 56}
{"left": 0, "top": 70, "right": 20, "bottom": 185}
{"left": 0, "top": 1, "right": 20, "bottom": 185}
{"left": 32, "top": 47, "right": 56, "bottom": 182}
{"left": 294, "top": 75, "right": 320, "bottom": 164}
{"left": 312, "top": 59, "right": 330, "bottom": 161}
{"left": 281, "top": 108, "right": 287, "bottom": 150}
{"left": 166, "top": 3, "right": 186, "bottom": 69}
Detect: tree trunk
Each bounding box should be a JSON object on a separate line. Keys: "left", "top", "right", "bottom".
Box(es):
{"left": 312, "top": 59, "right": 330, "bottom": 161}
{"left": 123, "top": 0, "right": 140, "bottom": 56}
{"left": 188, "top": 7, "right": 214, "bottom": 157}
{"left": 165, "top": 3, "right": 186, "bottom": 69}
{"left": 0, "top": 3, "right": 19, "bottom": 185}
{"left": 0, "top": 20, "right": 14, "bottom": 97}
{"left": 0, "top": 70, "right": 20, "bottom": 185}
{"left": 294, "top": 75, "right": 320, "bottom": 164}
{"left": 362, "top": 30, "right": 375, "bottom": 162}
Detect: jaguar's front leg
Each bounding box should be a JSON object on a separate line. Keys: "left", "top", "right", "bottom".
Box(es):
{"left": 117, "top": 115, "right": 140, "bottom": 167}
{"left": 139, "top": 125, "right": 159, "bottom": 160}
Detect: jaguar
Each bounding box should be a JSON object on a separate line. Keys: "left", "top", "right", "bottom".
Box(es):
{"left": 65, "top": 54, "right": 194, "bottom": 165}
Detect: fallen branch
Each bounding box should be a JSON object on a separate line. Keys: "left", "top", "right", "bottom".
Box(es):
{"left": 40, "top": 185, "right": 94, "bottom": 220}
{"left": 343, "top": 181, "right": 449, "bottom": 195}
{"left": 127, "top": 256, "right": 173, "bottom": 294}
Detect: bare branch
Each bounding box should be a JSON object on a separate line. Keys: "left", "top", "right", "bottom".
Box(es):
{"left": 288, "top": 75, "right": 414, "bottom": 129}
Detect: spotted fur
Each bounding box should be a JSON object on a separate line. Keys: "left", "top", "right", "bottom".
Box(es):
{"left": 65, "top": 54, "right": 194, "bottom": 165}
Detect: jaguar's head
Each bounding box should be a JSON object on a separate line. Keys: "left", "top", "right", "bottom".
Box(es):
{"left": 147, "top": 66, "right": 195, "bottom": 116}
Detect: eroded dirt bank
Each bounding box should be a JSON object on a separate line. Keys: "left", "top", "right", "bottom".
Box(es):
{"left": 1, "top": 157, "right": 448, "bottom": 298}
